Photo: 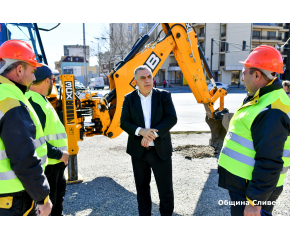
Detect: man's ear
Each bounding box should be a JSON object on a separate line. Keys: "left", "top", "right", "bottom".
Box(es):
{"left": 255, "top": 70, "right": 262, "bottom": 82}
{"left": 15, "top": 64, "right": 24, "bottom": 77}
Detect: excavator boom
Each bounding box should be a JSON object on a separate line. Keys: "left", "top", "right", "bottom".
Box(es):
{"left": 54, "top": 23, "right": 231, "bottom": 157}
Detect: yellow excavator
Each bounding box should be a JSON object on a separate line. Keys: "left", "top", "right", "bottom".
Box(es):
{"left": 1, "top": 23, "right": 232, "bottom": 183}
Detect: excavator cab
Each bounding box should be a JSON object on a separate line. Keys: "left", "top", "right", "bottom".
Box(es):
{"left": 0, "top": 23, "right": 62, "bottom": 110}
{"left": 1, "top": 23, "right": 48, "bottom": 64}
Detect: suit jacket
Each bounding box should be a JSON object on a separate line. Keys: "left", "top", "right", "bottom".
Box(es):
{"left": 120, "top": 88, "right": 177, "bottom": 160}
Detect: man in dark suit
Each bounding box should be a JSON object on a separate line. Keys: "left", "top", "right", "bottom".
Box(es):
{"left": 120, "top": 65, "right": 177, "bottom": 216}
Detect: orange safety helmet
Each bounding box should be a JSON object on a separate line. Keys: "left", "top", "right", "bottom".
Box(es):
{"left": 0, "top": 39, "right": 42, "bottom": 67}
{"left": 239, "top": 45, "right": 284, "bottom": 74}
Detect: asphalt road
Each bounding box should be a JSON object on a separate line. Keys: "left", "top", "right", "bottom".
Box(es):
{"left": 81, "top": 85, "right": 247, "bottom": 132}
{"left": 168, "top": 86, "right": 247, "bottom": 131}
{"left": 67, "top": 86, "right": 290, "bottom": 217}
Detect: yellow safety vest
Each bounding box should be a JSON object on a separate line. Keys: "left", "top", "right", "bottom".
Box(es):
{"left": 219, "top": 88, "right": 290, "bottom": 187}
{"left": 26, "top": 90, "right": 68, "bottom": 165}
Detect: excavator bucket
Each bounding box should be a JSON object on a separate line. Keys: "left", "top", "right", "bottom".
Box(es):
{"left": 205, "top": 112, "right": 234, "bottom": 155}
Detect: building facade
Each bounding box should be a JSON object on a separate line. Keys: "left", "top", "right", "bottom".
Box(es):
{"left": 193, "top": 23, "right": 290, "bottom": 85}
{"left": 64, "top": 45, "right": 90, "bottom": 64}
{"left": 54, "top": 56, "right": 98, "bottom": 85}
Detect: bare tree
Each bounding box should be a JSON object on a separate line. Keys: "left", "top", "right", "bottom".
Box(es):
{"left": 109, "top": 23, "right": 131, "bottom": 61}
{"left": 90, "top": 23, "right": 133, "bottom": 76}
{"left": 90, "top": 23, "right": 158, "bottom": 76}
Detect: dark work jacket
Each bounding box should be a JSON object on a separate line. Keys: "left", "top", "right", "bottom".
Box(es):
{"left": 120, "top": 88, "right": 177, "bottom": 160}
{"left": 218, "top": 79, "right": 290, "bottom": 202}
{"left": 0, "top": 78, "right": 50, "bottom": 202}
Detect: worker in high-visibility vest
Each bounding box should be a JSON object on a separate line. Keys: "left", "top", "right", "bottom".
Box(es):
{"left": 0, "top": 40, "right": 52, "bottom": 216}
{"left": 26, "top": 64, "right": 69, "bottom": 216}
{"left": 218, "top": 45, "right": 290, "bottom": 216}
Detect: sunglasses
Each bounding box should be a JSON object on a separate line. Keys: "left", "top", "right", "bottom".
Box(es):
{"left": 49, "top": 77, "right": 56, "bottom": 84}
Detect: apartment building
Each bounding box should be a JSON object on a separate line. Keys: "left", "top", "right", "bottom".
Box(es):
{"left": 109, "top": 23, "right": 290, "bottom": 86}
{"left": 193, "top": 23, "right": 290, "bottom": 86}
{"left": 55, "top": 54, "right": 98, "bottom": 85}
{"left": 55, "top": 44, "right": 90, "bottom": 72}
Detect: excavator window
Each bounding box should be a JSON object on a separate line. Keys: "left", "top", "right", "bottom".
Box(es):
{"left": 3, "top": 23, "right": 45, "bottom": 64}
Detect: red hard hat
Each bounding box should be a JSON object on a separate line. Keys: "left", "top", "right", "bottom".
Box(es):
{"left": 0, "top": 39, "right": 42, "bottom": 67}
{"left": 239, "top": 45, "right": 284, "bottom": 74}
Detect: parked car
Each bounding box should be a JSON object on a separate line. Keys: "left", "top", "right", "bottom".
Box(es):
{"left": 207, "top": 82, "right": 229, "bottom": 91}
{"left": 75, "top": 82, "right": 85, "bottom": 88}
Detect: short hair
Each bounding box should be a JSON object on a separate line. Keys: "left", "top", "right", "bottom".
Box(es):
{"left": 134, "top": 65, "right": 152, "bottom": 80}
{"left": 0, "top": 60, "right": 28, "bottom": 76}
{"left": 283, "top": 80, "right": 290, "bottom": 89}
{"left": 32, "top": 78, "right": 46, "bottom": 86}
{"left": 249, "top": 67, "right": 273, "bottom": 82}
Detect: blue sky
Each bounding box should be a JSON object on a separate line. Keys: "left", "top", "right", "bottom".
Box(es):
{"left": 39, "top": 23, "right": 109, "bottom": 69}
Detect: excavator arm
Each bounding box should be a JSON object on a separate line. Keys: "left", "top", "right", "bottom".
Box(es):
{"left": 57, "top": 23, "right": 230, "bottom": 152}
{"left": 98, "top": 23, "right": 229, "bottom": 149}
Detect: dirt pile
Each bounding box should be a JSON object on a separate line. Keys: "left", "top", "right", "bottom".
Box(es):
{"left": 173, "top": 145, "right": 216, "bottom": 159}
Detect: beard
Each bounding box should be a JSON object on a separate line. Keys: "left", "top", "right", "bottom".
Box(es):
{"left": 47, "top": 79, "right": 53, "bottom": 96}
{"left": 26, "top": 80, "right": 34, "bottom": 92}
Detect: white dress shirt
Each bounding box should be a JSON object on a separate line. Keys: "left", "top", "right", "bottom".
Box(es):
{"left": 135, "top": 89, "right": 159, "bottom": 146}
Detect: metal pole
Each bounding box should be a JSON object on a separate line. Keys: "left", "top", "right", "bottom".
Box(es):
{"left": 33, "top": 23, "right": 48, "bottom": 65}
{"left": 98, "top": 41, "right": 100, "bottom": 77}
{"left": 68, "top": 155, "right": 78, "bottom": 181}
{"left": 67, "top": 154, "right": 83, "bottom": 184}
{"left": 83, "top": 23, "right": 87, "bottom": 88}
{"left": 211, "top": 38, "right": 213, "bottom": 72}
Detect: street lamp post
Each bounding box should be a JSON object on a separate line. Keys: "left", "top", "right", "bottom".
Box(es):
{"left": 83, "top": 23, "right": 87, "bottom": 88}
{"left": 94, "top": 38, "right": 101, "bottom": 76}
{"left": 94, "top": 37, "right": 108, "bottom": 77}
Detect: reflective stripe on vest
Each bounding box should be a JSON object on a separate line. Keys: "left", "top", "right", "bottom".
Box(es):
{"left": 0, "top": 154, "right": 47, "bottom": 180}
{"left": 0, "top": 171, "right": 16, "bottom": 181}
{"left": 226, "top": 131, "right": 254, "bottom": 150}
{"left": 0, "top": 110, "right": 4, "bottom": 120}
{"left": 45, "top": 133, "right": 67, "bottom": 141}
{"left": 0, "top": 77, "right": 47, "bottom": 194}
{"left": 0, "top": 150, "right": 7, "bottom": 160}
{"left": 58, "top": 146, "right": 68, "bottom": 151}
{"left": 25, "top": 91, "right": 68, "bottom": 165}
{"left": 218, "top": 88, "right": 290, "bottom": 187}
{"left": 221, "top": 146, "right": 289, "bottom": 175}
{"left": 35, "top": 136, "right": 46, "bottom": 148}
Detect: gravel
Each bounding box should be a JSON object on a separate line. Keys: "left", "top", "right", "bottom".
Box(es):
{"left": 63, "top": 132, "right": 290, "bottom": 216}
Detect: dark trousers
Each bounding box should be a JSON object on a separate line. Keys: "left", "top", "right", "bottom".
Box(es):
{"left": 131, "top": 147, "right": 174, "bottom": 216}
{"left": 45, "top": 162, "right": 67, "bottom": 216}
{"left": 0, "top": 191, "right": 37, "bottom": 216}
{"left": 228, "top": 187, "right": 283, "bottom": 216}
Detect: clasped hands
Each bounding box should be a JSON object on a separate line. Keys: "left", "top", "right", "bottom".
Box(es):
{"left": 139, "top": 128, "right": 158, "bottom": 147}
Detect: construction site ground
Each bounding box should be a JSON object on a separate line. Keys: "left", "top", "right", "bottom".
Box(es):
{"left": 63, "top": 132, "right": 290, "bottom": 216}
